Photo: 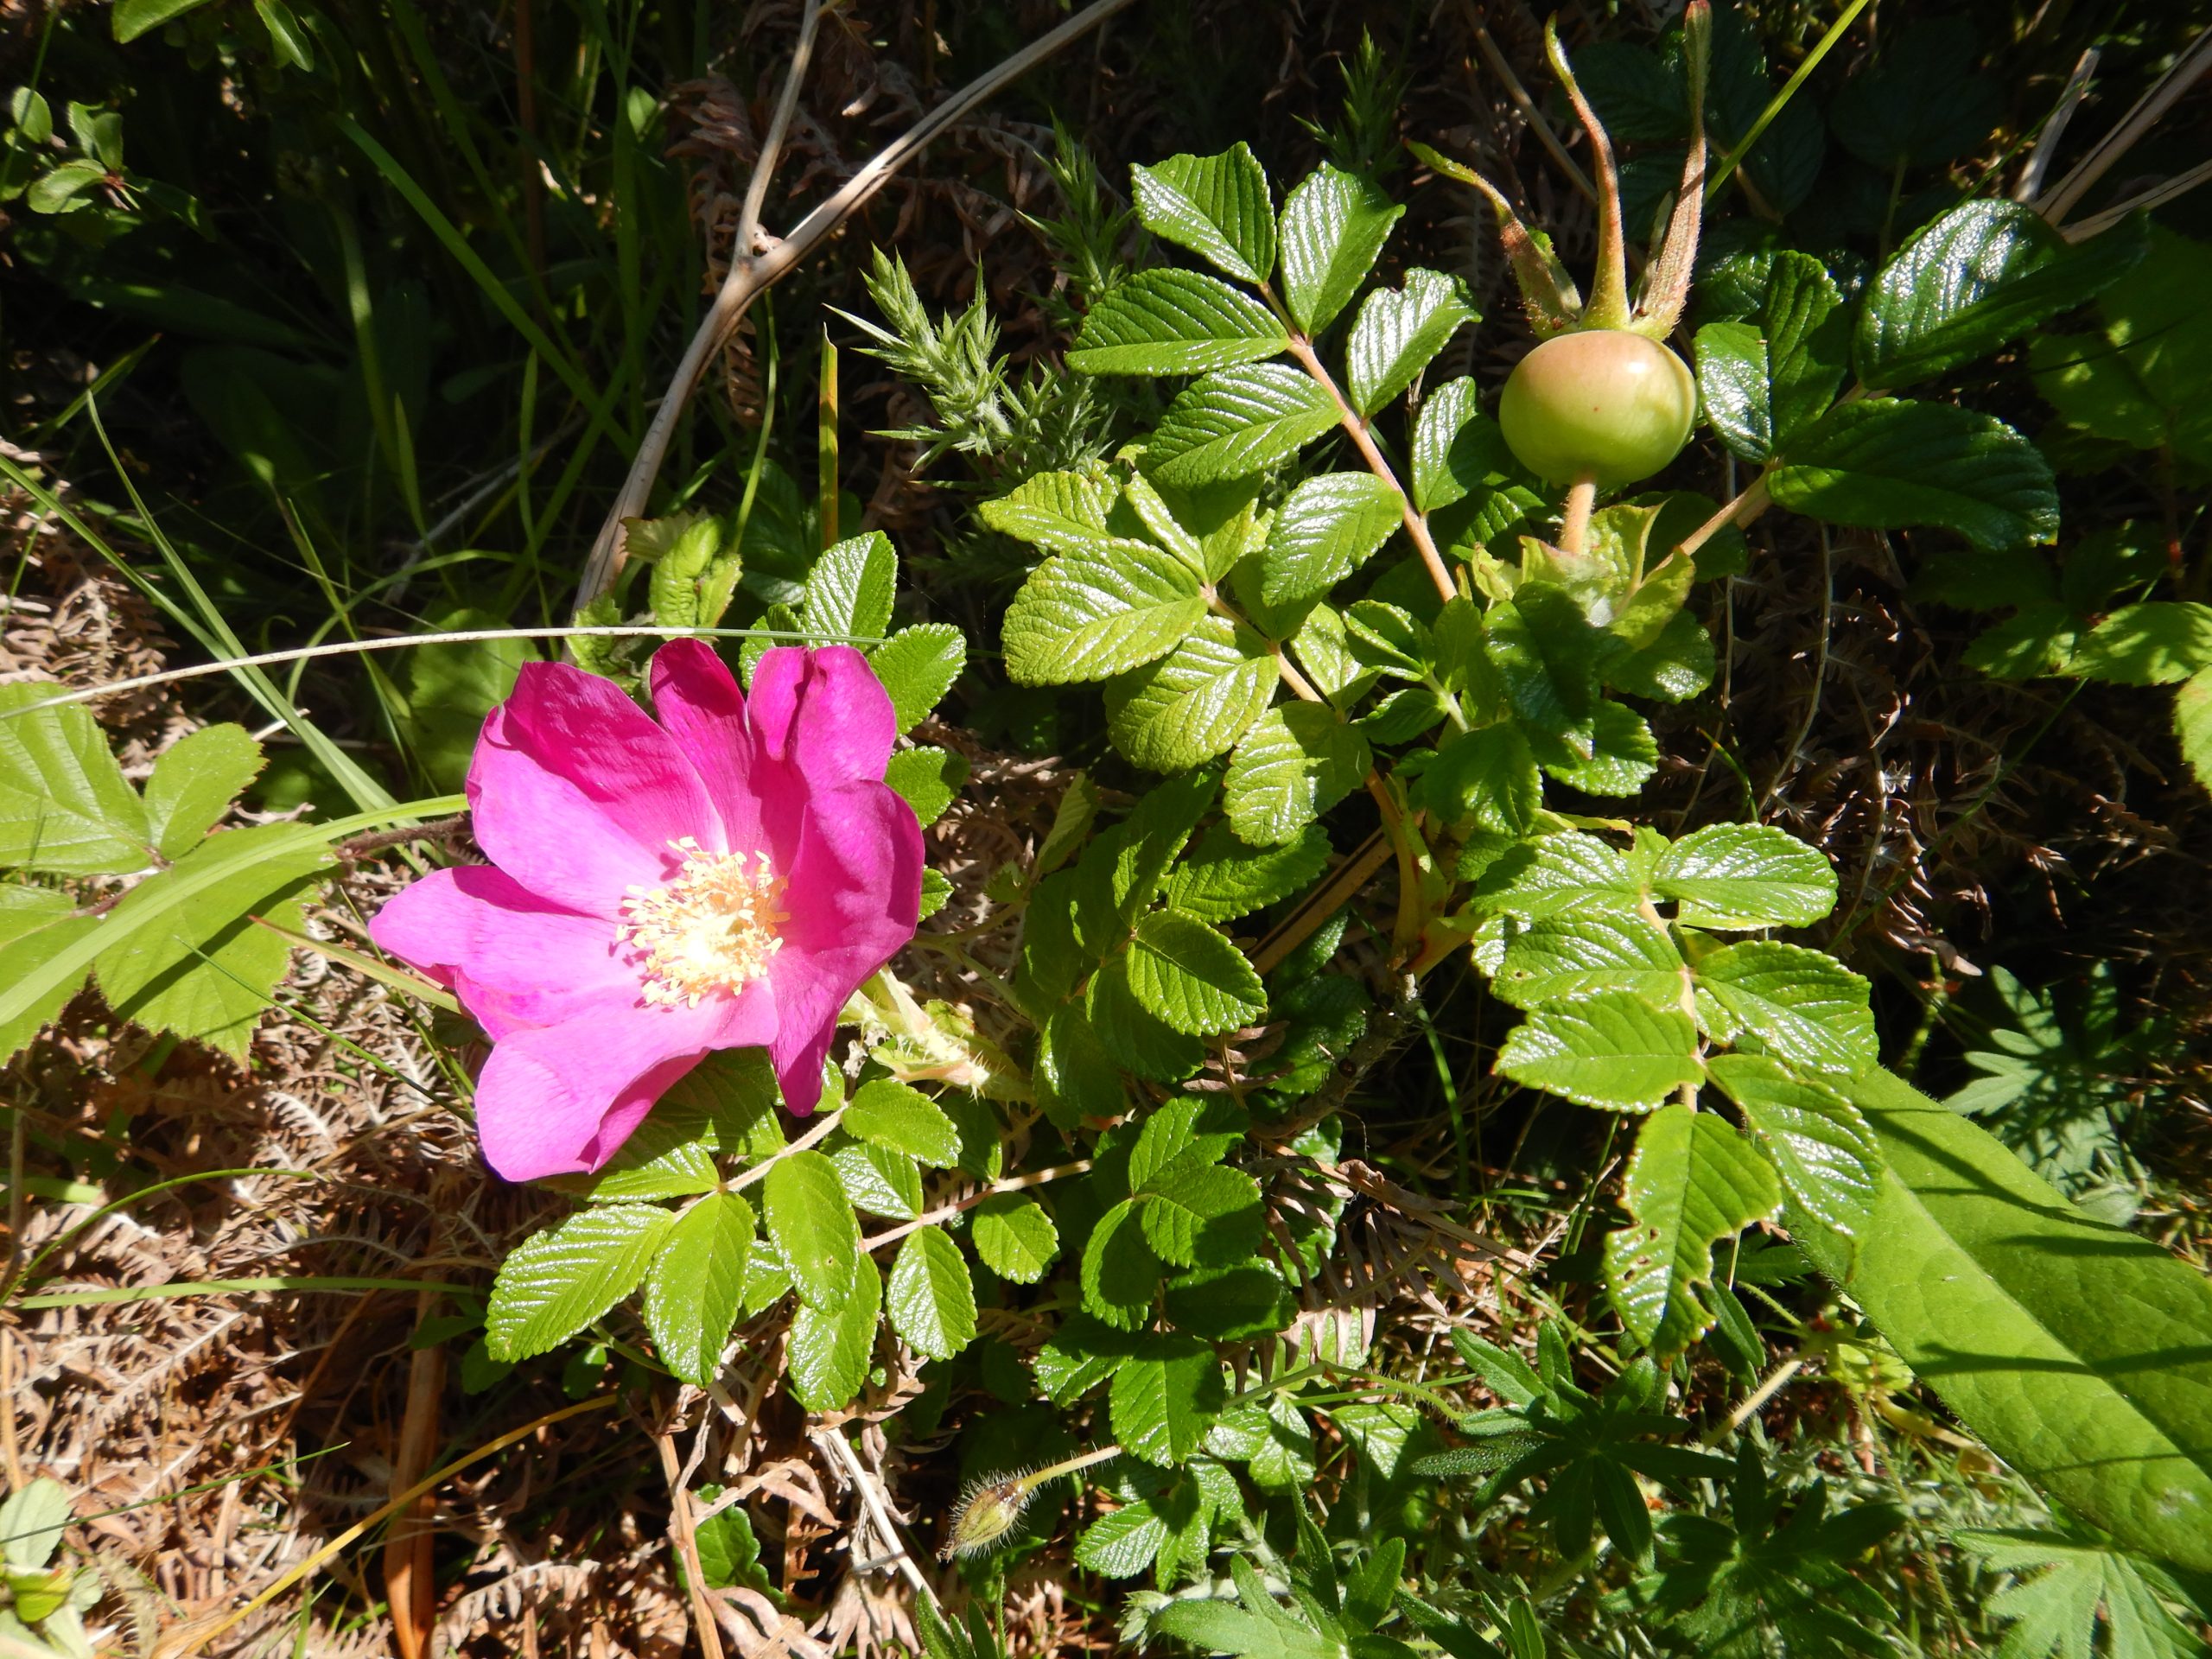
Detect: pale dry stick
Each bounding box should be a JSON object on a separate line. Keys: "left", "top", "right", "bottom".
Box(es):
{"left": 811, "top": 1427, "right": 935, "bottom": 1605}
{"left": 1460, "top": 1, "right": 1597, "bottom": 204}
{"left": 2037, "top": 23, "right": 2212, "bottom": 226}
{"left": 860, "top": 1158, "right": 1094, "bottom": 1253}
{"left": 1252, "top": 830, "right": 1394, "bottom": 976}
{"left": 652, "top": 1425, "right": 728, "bottom": 1659}
{"left": 2015, "top": 47, "right": 2101, "bottom": 203}
{"left": 2063, "top": 156, "right": 2212, "bottom": 242}
{"left": 575, "top": 0, "right": 1141, "bottom": 612}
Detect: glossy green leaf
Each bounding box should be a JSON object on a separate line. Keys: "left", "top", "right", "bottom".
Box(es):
{"left": 1146, "top": 363, "right": 1339, "bottom": 488}
{"left": 1484, "top": 585, "right": 1609, "bottom": 755}
{"left": 1694, "top": 320, "right": 1771, "bottom": 464}
{"left": 1799, "top": 1067, "right": 2212, "bottom": 1569}
{"left": 1603, "top": 1104, "right": 1781, "bottom": 1358}
{"left": 1694, "top": 940, "right": 1878, "bottom": 1075}
{"left": 1346, "top": 269, "right": 1477, "bottom": 415}
{"left": 0, "top": 887, "right": 95, "bottom": 1065}
{"left": 1706, "top": 1053, "right": 1880, "bottom": 1239}
{"left": 830, "top": 1138, "right": 923, "bottom": 1220}
{"left": 2067, "top": 602, "right": 2212, "bottom": 687}
{"left": 1258, "top": 472, "right": 1404, "bottom": 607}
{"left": 1535, "top": 700, "right": 1658, "bottom": 798}
{"left": 0, "top": 684, "right": 151, "bottom": 874}
{"left": 112, "top": 0, "right": 217, "bottom": 41}
{"left": 1770, "top": 397, "right": 2060, "bottom": 552}
{"left": 1474, "top": 830, "right": 1643, "bottom": 920}
{"left": 1415, "top": 723, "right": 1541, "bottom": 834}
{"left": 1162, "top": 822, "right": 1330, "bottom": 923}
{"left": 1408, "top": 376, "right": 1520, "bottom": 514}
{"left": 1110, "top": 1332, "right": 1227, "bottom": 1465}
{"left": 883, "top": 746, "right": 965, "bottom": 827}
{"left": 1654, "top": 822, "right": 1837, "bottom": 929}
{"left": 1081, "top": 1197, "right": 1161, "bottom": 1330}
{"left": 1493, "top": 912, "right": 1686, "bottom": 1012}
{"left": 1103, "top": 617, "right": 1276, "bottom": 772}
{"left": 1003, "top": 539, "right": 1206, "bottom": 684}
{"left": 1141, "top": 1159, "right": 1263, "bottom": 1268}
{"left": 1128, "top": 909, "right": 1268, "bottom": 1035}
{"left": 642, "top": 1192, "right": 754, "bottom": 1387}
{"left": 1495, "top": 990, "right": 1704, "bottom": 1111}
{"left": 843, "top": 1078, "right": 961, "bottom": 1167}
{"left": 1131, "top": 144, "right": 1276, "bottom": 284}
{"left": 869, "top": 624, "right": 966, "bottom": 731}
{"left": 763, "top": 1148, "right": 861, "bottom": 1310}
{"left": 487, "top": 1205, "right": 676, "bottom": 1361}
{"left": 1223, "top": 702, "right": 1371, "bottom": 846}
{"left": 1075, "top": 1497, "right": 1171, "bottom": 1577}
{"left": 976, "top": 469, "right": 1117, "bottom": 556}
{"left": 801, "top": 531, "right": 897, "bottom": 642}
{"left": 1278, "top": 162, "right": 1403, "bottom": 335}
{"left": 1088, "top": 953, "right": 1205, "bottom": 1082}
{"left": 786, "top": 1255, "right": 880, "bottom": 1411}
{"left": 887, "top": 1224, "right": 977, "bottom": 1361}
{"left": 970, "top": 1193, "right": 1059, "bottom": 1283}
{"left": 1071, "top": 270, "right": 1287, "bottom": 375}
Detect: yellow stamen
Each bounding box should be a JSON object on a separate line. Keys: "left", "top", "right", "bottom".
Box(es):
{"left": 619, "top": 836, "right": 788, "bottom": 1006}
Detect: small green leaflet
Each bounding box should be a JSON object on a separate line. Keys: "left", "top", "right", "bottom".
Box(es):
{"left": 1706, "top": 1054, "right": 1880, "bottom": 1239}
{"left": 868, "top": 624, "right": 965, "bottom": 731}
{"left": 0, "top": 889, "right": 96, "bottom": 1065}
{"left": 1409, "top": 376, "right": 1521, "bottom": 513}
{"left": 1162, "top": 822, "right": 1332, "bottom": 923}
{"left": 1493, "top": 912, "right": 1686, "bottom": 1011}
{"left": 0, "top": 683, "right": 155, "bottom": 874}
{"left": 1002, "top": 538, "right": 1208, "bottom": 684}
{"left": 1694, "top": 940, "right": 1878, "bottom": 1075}
{"left": 1345, "top": 268, "right": 1477, "bottom": 416}
{"left": 887, "top": 1224, "right": 977, "bottom": 1361}
{"left": 1258, "top": 472, "right": 1405, "bottom": 607}
{"left": 1109, "top": 1332, "right": 1226, "bottom": 1465}
{"left": 2066, "top": 602, "right": 2212, "bottom": 686}
{"left": 1474, "top": 830, "right": 1643, "bottom": 919}
{"left": 1145, "top": 363, "right": 1339, "bottom": 489}
{"left": 1103, "top": 617, "right": 1276, "bottom": 772}
{"left": 1418, "top": 723, "right": 1541, "bottom": 833}
{"left": 763, "top": 1148, "right": 861, "bottom": 1310}
{"left": 1495, "top": 991, "right": 1704, "bottom": 1111}
{"left": 142, "top": 723, "right": 264, "bottom": 860}
{"left": 970, "top": 1193, "right": 1059, "bottom": 1282}
{"left": 787, "top": 1255, "right": 881, "bottom": 1412}
{"left": 1602, "top": 1104, "right": 1782, "bottom": 1358}
{"left": 1653, "top": 822, "right": 1836, "bottom": 928}
{"left": 843, "top": 1078, "right": 961, "bottom": 1167}
{"left": 1278, "top": 162, "right": 1404, "bottom": 336}
{"left": 1127, "top": 910, "right": 1268, "bottom": 1036}
{"left": 976, "top": 469, "right": 1116, "bottom": 556}
{"left": 643, "top": 1192, "right": 754, "bottom": 1387}
{"left": 801, "top": 531, "right": 897, "bottom": 642}
{"left": 884, "top": 746, "right": 965, "bottom": 826}
{"left": 1223, "top": 703, "right": 1371, "bottom": 846}
{"left": 1130, "top": 144, "right": 1277, "bottom": 285}
{"left": 487, "top": 1205, "right": 677, "bottom": 1361}
{"left": 830, "top": 1138, "right": 923, "bottom": 1220}
{"left": 1070, "top": 269, "right": 1287, "bottom": 376}
{"left": 1081, "top": 1196, "right": 1162, "bottom": 1330}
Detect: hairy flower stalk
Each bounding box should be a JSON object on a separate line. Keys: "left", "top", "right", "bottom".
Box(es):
{"left": 939, "top": 1446, "right": 1123, "bottom": 1560}
{"left": 368, "top": 642, "right": 923, "bottom": 1181}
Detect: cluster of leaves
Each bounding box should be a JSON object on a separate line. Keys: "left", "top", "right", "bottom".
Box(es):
{"left": 0, "top": 1479, "right": 102, "bottom": 1659}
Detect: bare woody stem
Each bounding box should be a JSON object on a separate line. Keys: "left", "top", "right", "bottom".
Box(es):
{"left": 574, "top": 0, "right": 1141, "bottom": 615}
{"left": 1282, "top": 335, "right": 1457, "bottom": 606}
{"left": 1677, "top": 474, "right": 1770, "bottom": 560}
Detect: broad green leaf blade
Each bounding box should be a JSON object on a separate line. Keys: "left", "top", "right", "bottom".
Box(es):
{"left": 1346, "top": 269, "right": 1478, "bottom": 415}
{"left": 1955, "top": 1528, "right": 2202, "bottom": 1659}
{"left": 1002, "top": 541, "right": 1208, "bottom": 685}
{"left": 1088, "top": 953, "right": 1205, "bottom": 1083}
{"left": 1694, "top": 321, "right": 1770, "bottom": 463}
{"left": 1416, "top": 718, "right": 1541, "bottom": 836}
{"left": 1473, "top": 830, "right": 1643, "bottom": 920}
{"left": 1705, "top": 1053, "right": 1879, "bottom": 1238}
{"left": 1800, "top": 1067, "right": 2212, "bottom": 1570}
{"left": 1694, "top": 940, "right": 1878, "bottom": 1075}
{"left": 1603, "top": 1104, "right": 1781, "bottom": 1359}
{"left": 643, "top": 1192, "right": 754, "bottom": 1387}
{"left": 883, "top": 746, "right": 966, "bottom": 828}
{"left": 1760, "top": 251, "right": 1852, "bottom": 449}
{"left": 1081, "top": 1197, "right": 1161, "bottom": 1330}
{"left": 887, "top": 1224, "right": 977, "bottom": 1361}
{"left": 1653, "top": 822, "right": 1837, "bottom": 929}
{"left": 970, "top": 1193, "right": 1059, "bottom": 1283}
{"left": 1163, "top": 822, "right": 1332, "bottom": 923}
{"left": 1484, "top": 585, "right": 1608, "bottom": 754}
{"left": 1408, "top": 376, "right": 1521, "bottom": 513}
{"left": 1535, "top": 700, "right": 1658, "bottom": 798}
{"left": 1857, "top": 201, "right": 2149, "bottom": 391}
{"left": 0, "top": 887, "right": 95, "bottom": 1065}
{"left": 763, "top": 1148, "right": 861, "bottom": 1310}
{"left": 112, "top": 0, "right": 217, "bottom": 41}
{"left": 1131, "top": 144, "right": 1277, "bottom": 284}
{"left": 1070, "top": 270, "right": 1288, "bottom": 375}
{"left": 0, "top": 684, "right": 151, "bottom": 874}
{"left": 1224, "top": 703, "right": 1371, "bottom": 846}
{"left": 830, "top": 1138, "right": 923, "bottom": 1220}
{"left": 1146, "top": 364, "right": 1339, "bottom": 488}
{"left": 1492, "top": 912, "right": 1686, "bottom": 1011}
{"left": 2067, "top": 602, "right": 2212, "bottom": 686}
{"left": 487, "top": 1205, "right": 677, "bottom": 1360}
{"left": 1259, "top": 472, "right": 1405, "bottom": 607}
{"left": 976, "top": 470, "right": 1116, "bottom": 556}
{"left": 869, "top": 624, "right": 966, "bottom": 731}
{"left": 1278, "top": 163, "right": 1404, "bottom": 335}
{"left": 1103, "top": 617, "right": 1276, "bottom": 772}
{"left": 142, "top": 724, "right": 262, "bottom": 859}
{"left": 1110, "top": 1332, "right": 1228, "bottom": 1465}
{"left": 1495, "top": 990, "right": 1703, "bottom": 1111}
{"left": 787, "top": 1255, "right": 881, "bottom": 1411}
{"left": 1075, "top": 1497, "right": 1170, "bottom": 1577}
{"left": 94, "top": 823, "right": 325, "bottom": 1057}
{"left": 843, "top": 1077, "right": 961, "bottom": 1167}
{"left": 1128, "top": 910, "right": 1268, "bottom": 1035}
{"left": 1034, "top": 1003, "right": 1125, "bottom": 1129}
{"left": 801, "top": 531, "right": 897, "bottom": 641}
{"left": 1769, "top": 398, "right": 2059, "bottom": 552}
{"left": 1128, "top": 1096, "right": 1243, "bottom": 1191}
{"left": 1139, "top": 1159, "right": 1264, "bottom": 1268}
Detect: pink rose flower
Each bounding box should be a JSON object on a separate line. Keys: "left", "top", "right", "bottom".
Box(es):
{"left": 370, "top": 641, "right": 924, "bottom": 1182}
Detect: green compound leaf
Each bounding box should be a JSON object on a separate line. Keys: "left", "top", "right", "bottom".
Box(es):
{"left": 143, "top": 723, "right": 263, "bottom": 860}
{"left": 801, "top": 530, "right": 897, "bottom": 642}
{"left": 1602, "top": 1104, "right": 1782, "bottom": 1359}
{"left": 887, "top": 1224, "right": 977, "bottom": 1362}
{"left": 487, "top": 1204, "right": 677, "bottom": 1361}
{"left": 1769, "top": 397, "right": 2059, "bottom": 552}
{"left": 1857, "top": 200, "right": 2148, "bottom": 391}
{"left": 868, "top": 623, "right": 966, "bottom": 732}
{"left": 1003, "top": 538, "right": 1207, "bottom": 684}
{"left": 0, "top": 683, "right": 151, "bottom": 874}
{"left": 1694, "top": 939, "right": 1878, "bottom": 1075}
{"left": 1110, "top": 1332, "right": 1227, "bottom": 1465}
{"left": 843, "top": 1077, "right": 961, "bottom": 1168}
{"left": 1162, "top": 822, "right": 1332, "bottom": 924}
{"left": 642, "top": 1192, "right": 754, "bottom": 1387}
{"left": 1653, "top": 822, "right": 1837, "bottom": 929}
{"left": 1278, "top": 162, "right": 1404, "bottom": 336}
{"left": 1345, "top": 268, "right": 1478, "bottom": 416}
{"left": 1492, "top": 912, "right": 1687, "bottom": 1012}
{"left": 1131, "top": 144, "right": 1277, "bottom": 285}
{"left": 1705, "top": 1053, "right": 1880, "bottom": 1240}
{"left": 1127, "top": 909, "right": 1268, "bottom": 1036}
{"left": 1495, "top": 990, "right": 1704, "bottom": 1111}
{"left": 2067, "top": 602, "right": 2212, "bottom": 686}
{"left": 976, "top": 469, "right": 1117, "bottom": 556}
{"left": 1801, "top": 1067, "right": 2212, "bottom": 1570}
{"left": 1258, "top": 471, "right": 1405, "bottom": 607}
{"left": 1103, "top": 616, "right": 1277, "bottom": 772}
{"left": 1070, "top": 269, "right": 1288, "bottom": 376}
{"left": 787, "top": 1254, "right": 881, "bottom": 1412}
{"left": 1955, "top": 1528, "right": 2203, "bottom": 1659}
{"left": 1146, "top": 363, "right": 1339, "bottom": 489}
{"left": 0, "top": 887, "right": 96, "bottom": 1065}
{"left": 763, "top": 1148, "right": 861, "bottom": 1310}
{"left": 1223, "top": 702, "right": 1371, "bottom": 847}
{"left": 970, "top": 1192, "right": 1060, "bottom": 1283}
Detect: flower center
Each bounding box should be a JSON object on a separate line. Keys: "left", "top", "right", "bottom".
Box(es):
{"left": 619, "top": 837, "right": 789, "bottom": 1007}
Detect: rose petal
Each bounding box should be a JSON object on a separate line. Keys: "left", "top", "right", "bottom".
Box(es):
{"left": 648, "top": 640, "right": 766, "bottom": 853}
{"left": 499, "top": 659, "right": 726, "bottom": 848}
{"left": 466, "top": 709, "right": 672, "bottom": 917}
{"left": 473, "top": 987, "right": 776, "bottom": 1180}
{"left": 367, "top": 866, "right": 639, "bottom": 1039}
{"left": 747, "top": 646, "right": 898, "bottom": 792}
{"left": 766, "top": 777, "right": 924, "bottom": 1112}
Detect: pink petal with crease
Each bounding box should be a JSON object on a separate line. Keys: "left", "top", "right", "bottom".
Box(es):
{"left": 648, "top": 639, "right": 766, "bottom": 853}
{"left": 465, "top": 708, "right": 672, "bottom": 917}
{"left": 499, "top": 661, "right": 725, "bottom": 851}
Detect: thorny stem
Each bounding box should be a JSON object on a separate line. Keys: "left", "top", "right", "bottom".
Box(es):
{"left": 1559, "top": 470, "right": 1599, "bottom": 557}
{"left": 1282, "top": 335, "right": 1458, "bottom": 606}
